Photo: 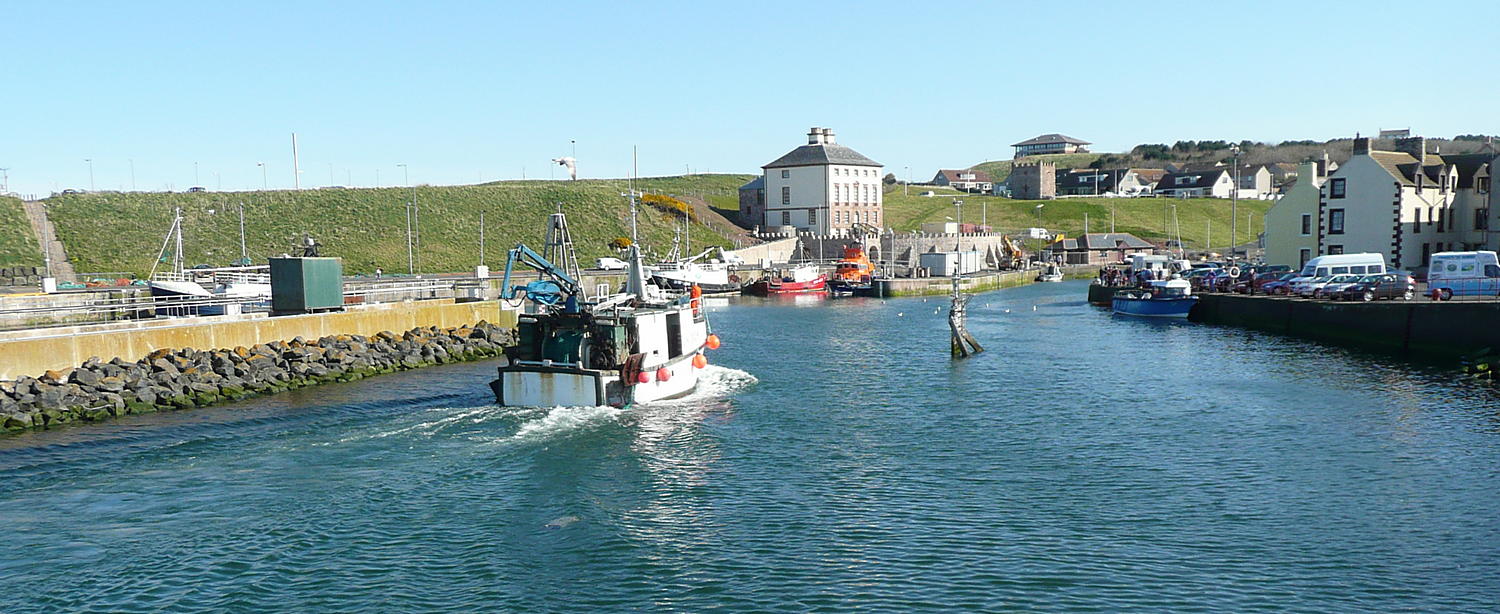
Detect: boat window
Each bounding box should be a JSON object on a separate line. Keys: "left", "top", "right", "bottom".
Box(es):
{"left": 665, "top": 312, "right": 682, "bottom": 359}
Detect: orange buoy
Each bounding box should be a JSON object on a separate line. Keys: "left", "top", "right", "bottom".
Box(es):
{"left": 692, "top": 354, "right": 708, "bottom": 369}
{"left": 655, "top": 367, "right": 671, "bottom": 381}
{"left": 690, "top": 285, "right": 703, "bottom": 299}
{"left": 705, "top": 334, "right": 721, "bottom": 350}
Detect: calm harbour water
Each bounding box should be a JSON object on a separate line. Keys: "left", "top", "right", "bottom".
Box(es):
{"left": 2, "top": 280, "right": 1499, "bottom": 612}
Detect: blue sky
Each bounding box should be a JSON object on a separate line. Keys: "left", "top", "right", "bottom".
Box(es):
{"left": 4, "top": 0, "right": 1496, "bottom": 195}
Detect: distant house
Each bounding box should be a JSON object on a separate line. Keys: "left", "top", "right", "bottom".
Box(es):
{"left": 1012, "top": 134, "right": 1091, "bottom": 158}
{"left": 738, "top": 176, "right": 765, "bottom": 228}
{"left": 1055, "top": 168, "right": 1165, "bottom": 196}
{"left": 1044, "top": 232, "right": 1155, "bottom": 265}
{"left": 931, "top": 169, "right": 993, "bottom": 192}
{"left": 1154, "top": 168, "right": 1234, "bottom": 198}
{"left": 1235, "top": 164, "right": 1275, "bottom": 199}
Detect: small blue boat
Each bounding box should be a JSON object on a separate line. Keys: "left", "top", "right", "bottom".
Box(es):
{"left": 1111, "top": 279, "right": 1198, "bottom": 318}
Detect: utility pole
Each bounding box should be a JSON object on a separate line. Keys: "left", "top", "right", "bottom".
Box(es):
{"left": 904, "top": 166, "right": 910, "bottom": 196}
{"left": 479, "top": 210, "right": 486, "bottom": 266}
{"left": 194, "top": 161, "right": 200, "bottom": 186}
{"left": 238, "top": 201, "right": 248, "bottom": 263}
{"left": 257, "top": 162, "right": 267, "bottom": 190}
{"left": 129, "top": 159, "right": 135, "bottom": 190}
{"left": 85, "top": 158, "right": 94, "bottom": 191}
{"left": 0, "top": 168, "right": 8, "bottom": 193}
{"left": 291, "top": 132, "right": 301, "bottom": 190}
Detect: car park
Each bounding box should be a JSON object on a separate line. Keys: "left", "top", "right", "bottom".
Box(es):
{"left": 1332, "top": 273, "right": 1415, "bottom": 301}
{"left": 1292, "top": 276, "right": 1335, "bottom": 297}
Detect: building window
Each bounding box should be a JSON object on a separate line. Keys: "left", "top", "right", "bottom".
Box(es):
{"left": 780, "top": 170, "right": 789, "bottom": 179}
{"left": 781, "top": 186, "right": 790, "bottom": 205}
{"left": 1327, "top": 245, "right": 1344, "bottom": 255}
{"left": 1477, "top": 208, "right": 1489, "bottom": 231}
{"left": 1299, "top": 248, "right": 1311, "bottom": 267}
{"left": 1329, "top": 178, "right": 1346, "bottom": 198}
{"left": 1300, "top": 213, "right": 1311, "bottom": 236}
{"left": 1328, "top": 209, "right": 1344, "bottom": 234}
{"left": 1421, "top": 242, "right": 1430, "bottom": 264}
{"left": 1481, "top": 176, "right": 1491, "bottom": 194}
{"left": 781, "top": 211, "right": 791, "bottom": 225}
{"left": 1437, "top": 208, "right": 1444, "bottom": 231}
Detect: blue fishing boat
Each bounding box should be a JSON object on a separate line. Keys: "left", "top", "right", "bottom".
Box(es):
{"left": 1111, "top": 279, "right": 1198, "bottom": 318}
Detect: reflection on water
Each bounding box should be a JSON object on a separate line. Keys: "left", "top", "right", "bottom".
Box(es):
{"left": 1, "top": 281, "right": 1498, "bottom": 612}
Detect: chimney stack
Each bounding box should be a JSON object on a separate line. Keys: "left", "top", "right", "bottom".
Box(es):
{"left": 822, "top": 128, "right": 836, "bottom": 145}
{"left": 1352, "top": 136, "right": 1372, "bottom": 156}
{"left": 1317, "top": 151, "right": 1331, "bottom": 178}
{"left": 1394, "top": 136, "right": 1427, "bottom": 165}
{"left": 807, "top": 127, "right": 823, "bottom": 145}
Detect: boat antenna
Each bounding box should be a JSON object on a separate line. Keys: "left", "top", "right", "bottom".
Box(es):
{"left": 543, "top": 204, "right": 586, "bottom": 298}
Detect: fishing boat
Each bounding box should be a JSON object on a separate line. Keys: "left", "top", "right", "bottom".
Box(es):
{"left": 744, "top": 264, "right": 826, "bottom": 295}
{"left": 1038, "top": 262, "right": 1064, "bottom": 283}
{"left": 1111, "top": 278, "right": 1198, "bottom": 318}
{"left": 649, "top": 247, "right": 742, "bottom": 294}
{"left": 491, "top": 213, "right": 720, "bottom": 407}
{"left": 826, "top": 244, "right": 876, "bottom": 296}
{"left": 147, "top": 208, "right": 271, "bottom": 316}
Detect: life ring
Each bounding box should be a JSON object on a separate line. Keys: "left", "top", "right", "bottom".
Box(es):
{"left": 728, "top": 274, "right": 740, "bottom": 283}
{"left": 1227, "top": 266, "right": 1241, "bottom": 278}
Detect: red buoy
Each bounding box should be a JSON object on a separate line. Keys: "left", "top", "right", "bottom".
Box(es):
{"left": 692, "top": 354, "right": 708, "bottom": 369}
{"left": 637, "top": 371, "right": 652, "bottom": 384}
{"left": 705, "top": 334, "right": 721, "bottom": 350}
{"left": 655, "top": 367, "right": 671, "bottom": 381}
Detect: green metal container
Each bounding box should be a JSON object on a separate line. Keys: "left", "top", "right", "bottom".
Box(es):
{"left": 270, "top": 257, "right": 344, "bottom": 314}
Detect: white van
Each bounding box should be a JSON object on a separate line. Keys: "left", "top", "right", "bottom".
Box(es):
{"left": 1427, "top": 251, "right": 1500, "bottom": 299}
{"left": 1295, "top": 253, "right": 1388, "bottom": 279}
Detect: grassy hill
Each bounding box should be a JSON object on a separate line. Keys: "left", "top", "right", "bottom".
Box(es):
{"left": 968, "top": 153, "right": 1103, "bottom": 183}
{"left": 882, "top": 185, "right": 1273, "bottom": 251}
{"left": 0, "top": 196, "right": 44, "bottom": 267}
{"left": 46, "top": 175, "right": 754, "bottom": 277}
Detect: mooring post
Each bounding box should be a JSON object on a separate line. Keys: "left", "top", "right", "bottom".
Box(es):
{"left": 949, "top": 276, "right": 984, "bottom": 358}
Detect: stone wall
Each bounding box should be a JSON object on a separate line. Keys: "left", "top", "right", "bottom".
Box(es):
{"left": 1192, "top": 294, "right": 1500, "bottom": 358}
{"left": 0, "top": 266, "right": 45, "bottom": 287}
{"left": 0, "top": 322, "right": 515, "bottom": 433}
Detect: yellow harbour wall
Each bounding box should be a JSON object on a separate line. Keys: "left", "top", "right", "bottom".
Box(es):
{"left": 0, "top": 299, "right": 518, "bottom": 380}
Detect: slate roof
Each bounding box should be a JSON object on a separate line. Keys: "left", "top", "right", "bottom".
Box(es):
{"left": 1156, "top": 168, "right": 1230, "bottom": 190}
{"left": 763, "top": 143, "right": 882, "bottom": 169}
{"left": 1012, "top": 133, "right": 1091, "bottom": 147}
{"left": 739, "top": 176, "right": 764, "bottom": 191}
{"left": 1444, "top": 152, "right": 1497, "bottom": 188}
{"left": 1047, "top": 232, "right": 1153, "bottom": 251}
{"left": 934, "top": 169, "right": 992, "bottom": 183}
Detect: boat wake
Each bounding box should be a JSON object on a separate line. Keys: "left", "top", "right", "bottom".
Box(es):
{"left": 503, "top": 365, "right": 758, "bottom": 443}
{"left": 639, "top": 364, "right": 758, "bottom": 407}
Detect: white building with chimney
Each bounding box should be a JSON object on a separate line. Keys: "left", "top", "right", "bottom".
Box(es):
{"left": 761, "top": 127, "right": 884, "bottom": 234}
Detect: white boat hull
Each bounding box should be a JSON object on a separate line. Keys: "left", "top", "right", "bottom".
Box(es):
{"left": 495, "top": 349, "right": 701, "bottom": 408}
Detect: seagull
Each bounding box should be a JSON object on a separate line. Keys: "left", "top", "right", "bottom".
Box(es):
{"left": 1032, "top": 305, "right": 1037, "bottom": 311}
{"left": 897, "top": 312, "right": 904, "bottom": 317}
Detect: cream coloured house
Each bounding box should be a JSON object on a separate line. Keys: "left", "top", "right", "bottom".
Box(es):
{"left": 1263, "top": 161, "right": 1324, "bottom": 267}
{"left": 1314, "top": 137, "right": 1462, "bottom": 270}
{"left": 761, "top": 127, "right": 884, "bottom": 234}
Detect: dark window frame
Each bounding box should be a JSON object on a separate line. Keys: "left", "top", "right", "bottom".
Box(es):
{"left": 1329, "top": 178, "right": 1346, "bottom": 199}
{"left": 781, "top": 186, "right": 790, "bottom": 205}
{"left": 1328, "top": 208, "right": 1345, "bottom": 235}
{"left": 1300, "top": 213, "right": 1311, "bottom": 235}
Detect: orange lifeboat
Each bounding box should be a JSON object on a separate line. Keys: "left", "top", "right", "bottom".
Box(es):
{"left": 828, "top": 244, "right": 876, "bottom": 295}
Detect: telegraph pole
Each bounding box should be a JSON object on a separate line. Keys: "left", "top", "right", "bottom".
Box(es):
{"left": 1230, "top": 143, "right": 1241, "bottom": 259}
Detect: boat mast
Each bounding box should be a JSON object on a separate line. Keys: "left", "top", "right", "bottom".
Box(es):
{"left": 543, "top": 204, "right": 586, "bottom": 299}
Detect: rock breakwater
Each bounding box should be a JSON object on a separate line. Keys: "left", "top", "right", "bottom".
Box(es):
{"left": 0, "top": 321, "right": 515, "bottom": 433}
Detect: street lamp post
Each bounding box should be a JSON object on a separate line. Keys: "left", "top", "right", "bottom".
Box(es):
{"left": 85, "top": 159, "right": 94, "bottom": 191}
{"left": 257, "top": 162, "right": 267, "bottom": 190}
{"left": 1230, "top": 143, "right": 1241, "bottom": 260}
{"left": 129, "top": 159, "right": 136, "bottom": 191}
{"left": 904, "top": 166, "right": 910, "bottom": 196}
{"left": 0, "top": 168, "right": 8, "bottom": 193}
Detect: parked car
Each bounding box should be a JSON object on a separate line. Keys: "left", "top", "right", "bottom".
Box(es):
{"left": 187, "top": 186, "right": 206, "bottom": 193}
{"left": 1262, "top": 274, "right": 1300, "bottom": 295}
{"left": 1239, "top": 272, "right": 1290, "bottom": 294}
{"left": 1312, "top": 274, "right": 1365, "bottom": 298}
{"left": 1291, "top": 276, "right": 1335, "bottom": 297}
{"left": 594, "top": 257, "right": 627, "bottom": 270}
{"left": 1332, "top": 273, "right": 1416, "bottom": 301}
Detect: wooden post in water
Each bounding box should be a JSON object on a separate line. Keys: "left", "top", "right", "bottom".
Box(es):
{"left": 949, "top": 276, "right": 984, "bottom": 358}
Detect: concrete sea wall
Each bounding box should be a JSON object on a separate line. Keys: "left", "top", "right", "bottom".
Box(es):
{"left": 1192, "top": 294, "right": 1500, "bottom": 358}
{"left": 874, "top": 265, "right": 1098, "bottom": 297}
{"left": 0, "top": 322, "right": 515, "bottom": 433}
{"left": 0, "top": 298, "right": 516, "bottom": 380}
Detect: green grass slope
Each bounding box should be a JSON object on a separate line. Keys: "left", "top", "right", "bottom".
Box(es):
{"left": 0, "top": 196, "right": 44, "bottom": 267}
{"left": 47, "top": 175, "right": 753, "bottom": 277}
{"left": 969, "top": 153, "right": 1103, "bottom": 183}
{"left": 883, "top": 186, "right": 1273, "bottom": 251}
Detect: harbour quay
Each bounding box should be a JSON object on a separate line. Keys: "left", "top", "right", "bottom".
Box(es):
{"left": 875, "top": 265, "right": 1097, "bottom": 297}
{"left": 1190, "top": 293, "right": 1500, "bottom": 358}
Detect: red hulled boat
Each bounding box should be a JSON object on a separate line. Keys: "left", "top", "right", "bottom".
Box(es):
{"left": 744, "top": 265, "right": 827, "bottom": 295}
